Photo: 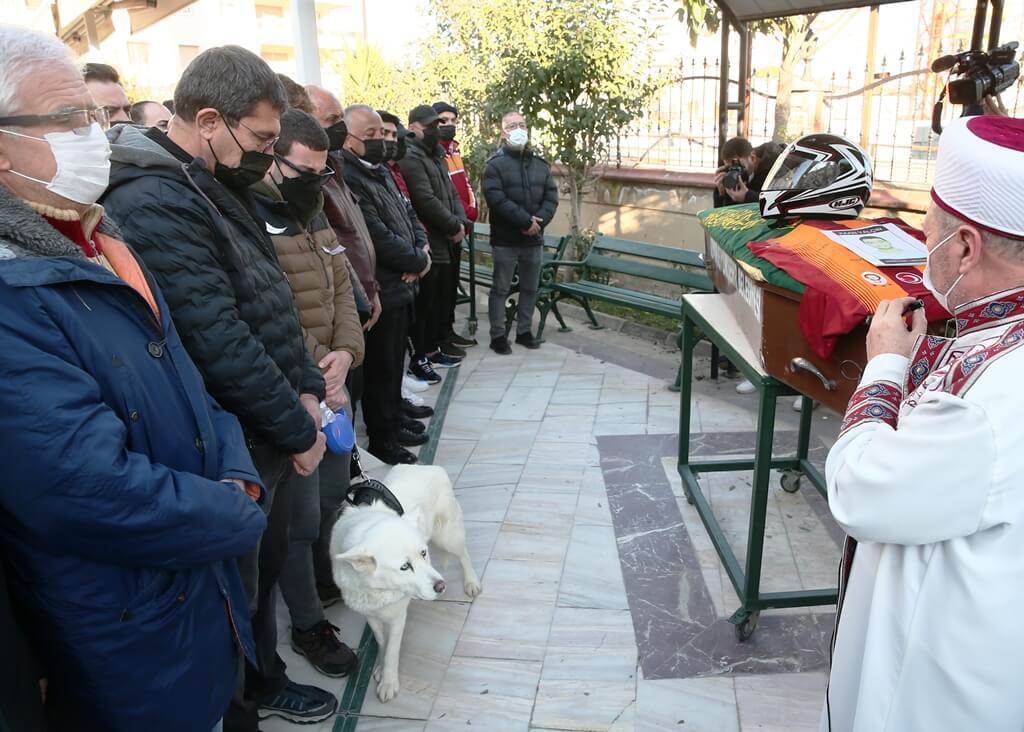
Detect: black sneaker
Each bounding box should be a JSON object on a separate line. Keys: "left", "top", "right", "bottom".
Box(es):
{"left": 408, "top": 357, "right": 441, "bottom": 384}
{"left": 401, "top": 400, "right": 434, "bottom": 419}
{"left": 368, "top": 441, "right": 418, "bottom": 465}
{"left": 440, "top": 342, "right": 467, "bottom": 358}
{"left": 447, "top": 332, "right": 478, "bottom": 348}
{"left": 397, "top": 428, "right": 429, "bottom": 447}
{"left": 259, "top": 680, "right": 337, "bottom": 723}
{"left": 515, "top": 332, "right": 541, "bottom": 349}
{"left": 402, "top": 416, "right": 426, "bottom": 434}
{"left": 291, "top": 620, "right": 359, "bottom": 678}
{"left": 317, "top": 582, "right": 342, "bottom": 608}
{"left": 490, "top": 336, "right": 512, "bottom": 355}
{"left": 428, "top": 351, "right": 462, "bottom": 368}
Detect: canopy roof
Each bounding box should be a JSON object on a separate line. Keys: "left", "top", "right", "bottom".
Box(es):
{"left": 714, "top": 0, "right": 908, "bottom": 23}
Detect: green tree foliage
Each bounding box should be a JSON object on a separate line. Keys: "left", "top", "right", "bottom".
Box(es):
{"left": 329, "top": 44, "right": 439, "bottom": 120}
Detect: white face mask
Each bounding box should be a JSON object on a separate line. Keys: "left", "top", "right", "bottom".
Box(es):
{"left": 922, "top": 229, "right": 964, "bottom": 313}
{"left": 507, "top": 128, "right": 529, "bottom": 148}
{"left": 0, "top": 123, "right": 111, "bottom": 205}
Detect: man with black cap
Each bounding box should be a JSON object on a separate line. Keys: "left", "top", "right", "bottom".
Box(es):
{"left": 433, "top": 101, "right": 479, "bottom": 351}
{"left": 399, "top": 104, "right": 468, "bottom": 382}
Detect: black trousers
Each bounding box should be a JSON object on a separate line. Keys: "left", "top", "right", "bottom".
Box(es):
{"left": 362, "top": 303, "right": 409, "bottom": 445}
{"left": 445, "top": 244, "right": 462, "bottom": 338}
{"left": 410, "top": 263, "right": 443, "bottom": 358}
{"left": 224, "top": 442, "right": 294, "bottom": 732}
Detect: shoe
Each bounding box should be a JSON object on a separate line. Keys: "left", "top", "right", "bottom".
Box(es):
{"left": 259, "top": 680, "right": 337, "bottom": 723}
{"left": 735, "top": 379, "right": 756, "bottom": 395}
{"left": 291, "top": 620, "right": 359, "bottom": 678}
{"left": 490, "top": 336, "right": 512, "bottom": 355}
{"left": 397, "top": 428, "right": 429, "bottom": 447}
{"left": 447, "top": 332, "right": 478, "bottom": 348}
{"left": 428, "top": 351, "right": 462, "bottom": 368}
{"left": 317, "top": 582, "right": 342, "bottom": 608}
{"left": 402, "top": 416, "right": 426, "bottom": 434}
{"left": 515, "top": 332, "right": 541, "bottom": 349}
{"left": 402, "top": 386, "right": 426, "bottom": 406}
{"left": 440, "top": 342, "right": 467, "bottom": 358}
{"left": 402, "top": 400, "right": 434, "bottom": 419}
{"left": 402, "top": 374, "right": 430, "bottom": 393}
{"left": 793, "top": 397, "right": 818, "bottom": 412}
{"left": 368, "top": 441, "right": 418, "bottom": 465}
{"left": 408, "top": 357, "right": 441, "bottom": 384}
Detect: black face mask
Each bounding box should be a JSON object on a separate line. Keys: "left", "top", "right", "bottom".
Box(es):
{"left": 438, "top": 125, "right": 457, "bottom": 142}
{"left": 382, "top": 140, "right": 397, "bottom": 162}
{"left": 211, "top": 121, "right": 274, "bottom": 191}
{"left": 421, "top": 127, "right": 440, "bottom": 150}
{"left": 325, "top": 120, "right": 348, "bottom": 151}
{"left": 278, "top": 175, "right": 324, "bottom": 224}
{"left": 356, "top": 137, "right": 386, "bottom": 166}
{"left": 394, "top": 136, "right": 408, "bottom": 161}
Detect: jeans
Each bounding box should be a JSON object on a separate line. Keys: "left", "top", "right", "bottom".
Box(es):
{"left": 278, "top": 450, "right": 351, "bottom": 630}
{"left": 489, "top": 244, "right": 543, "bottom": 340}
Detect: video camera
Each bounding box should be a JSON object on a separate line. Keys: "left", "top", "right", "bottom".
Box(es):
{"left": 932, "top": 41, "right": 1020, "bottom": 133}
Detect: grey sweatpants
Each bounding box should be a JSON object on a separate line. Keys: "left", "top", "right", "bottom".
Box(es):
{"left": 488, "top": 244, "right": 543, "bottom": 340}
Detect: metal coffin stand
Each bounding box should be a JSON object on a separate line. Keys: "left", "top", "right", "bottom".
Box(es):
{"left": 676, "top": 293, "right": 837, "bottom": 641}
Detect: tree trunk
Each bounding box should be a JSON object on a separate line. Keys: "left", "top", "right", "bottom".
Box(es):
{"left": 774, "top": 65, "right": 793, "bottom": 143}
{"left": 568, "top": 169, "right": 583, "bottom": 235}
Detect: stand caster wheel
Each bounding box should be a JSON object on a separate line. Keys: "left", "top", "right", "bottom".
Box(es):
{"left": 780, "top": 470, "right": 802, "bottom": 494}
{"left": 735, "top": 611, "right": 760, "bottom": 642}
{"left": 467, "top": 320, "right": 478, "bottom": 335}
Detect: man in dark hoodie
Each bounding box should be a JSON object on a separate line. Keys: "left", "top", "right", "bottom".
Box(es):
{"left": 399, "top": 104, "right": 467, "bottom": 379}
{"left": 100, "top": 46, "right": 335, "bottom": 729}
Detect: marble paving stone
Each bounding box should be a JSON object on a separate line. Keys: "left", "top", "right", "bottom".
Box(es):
{"left": 734, "top": 672, "right": 828, "bottom": 732}
{"left": 512, "top": 369, "right": 561, "bottom": 387}
{"left": 528, "top": 440, "right": 598, "bottom": 467}
{"left": 549, "top": 388, "right": 602, "bottom": 405}
{"left": 445, "top": 401, "right": 500, "bottom": 421}
{"left": 456, "top": 462, "right": 524, "bottom": 489}
{"left": 427, "top": 656, "right": 541, "bottom": 731}
{"left": 599, "top": 386, "right": 650, "bottom": 404}
{"left": 259, "top": 717, "right": 337, "bottom": 732}
{"left": 431, "top": 440, "right": 476, "bottom": 480}
{"left": 494, "top": 387, "right": 555, "bottom": 422}
{"left": 694, "top": 396, "right": 760, "bottom": 431}
{"left": 535, "top": 414, "right": 596, "bottom": 443}
{"left": 543, "top": 402, "right": 599, "bottom": 418}
{"left": 453, "top": 386, "right": 509, "bottom": 403}
{"left": 355, "top": 719, "right": 427, "bottom": 732}
{"left": 470, "top": 422, "right": 541, "bottom": 464}
{"left": 574, "top": 471, "right": 613, "bottom": 527}
{"left": 480, "top": 558, "right": 564, "bottom": 605}
{"left": 593, "top": 421, "right": 648, "bottom": 437}
{"left": 517, "top": 461, "right": 586, "bottom": 494}
{"left": 491, "top": 522, "right": 572, "bottom": 564}
{"left": 636, "top": 676, "right": 739, "bottom": 732}
{"left": 649, "top": 384, "right": 684, "bottom": 407}
{"left": 532, "top": 607, "right": 637, "bottom": 731}
{"left": 557, "top": 373, "right": 604, "bottom": 389}
{"left": 438, "top": 417, "right": 493, "bottom": 442}
{"left": 453, "top": 483, "right": 515, "bottom": 523}
{"left": 454, "top": 595, "right": 557, "bottom": 661}
{"left": 558, "top": 523, "right": 629, "bottom": 610}
{"left": 647, "top": 405, "right": 682, "bottom": 435}
{"left": 438, "top": 520, "right": 502, "bottom": 603}
{"left": 359, "top": 601, "right": 472, "bottom": 721}
{"left": 504, "top": 490, "right": 579, "bottom": 531}
{"left": 596, "top": 401, "right": 647, "bottom": 423}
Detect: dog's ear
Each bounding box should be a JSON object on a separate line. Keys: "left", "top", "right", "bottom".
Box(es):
{"left": 334, "top": 550, "right": 377, "bottom": 574}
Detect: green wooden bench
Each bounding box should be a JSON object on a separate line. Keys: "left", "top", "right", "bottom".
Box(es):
{"left": 536, "top": 235, "right": 718, "bottom": 384}
{"left": 459, "top": 223, "right": 567, "bottom": 334}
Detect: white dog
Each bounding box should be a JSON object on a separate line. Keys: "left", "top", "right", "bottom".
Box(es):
{"left": 331, "top": 464, "right": 482, "bottom": 702}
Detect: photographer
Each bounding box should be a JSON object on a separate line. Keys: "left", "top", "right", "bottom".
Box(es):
{"left": 713, "top": 137, "right": 758, "bottom": 207}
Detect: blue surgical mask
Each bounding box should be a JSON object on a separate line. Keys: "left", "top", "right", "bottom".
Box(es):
{"left": 922, "top": 230, "right": 963, "bottom": 313}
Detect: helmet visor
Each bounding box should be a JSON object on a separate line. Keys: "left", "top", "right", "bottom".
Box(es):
{"left": 763, "top": 149, "right": 854, "bottom": 192}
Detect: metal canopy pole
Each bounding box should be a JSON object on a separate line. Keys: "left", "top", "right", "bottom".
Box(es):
{"left": 718, "top": 17, "right": 731, "bottom": 164}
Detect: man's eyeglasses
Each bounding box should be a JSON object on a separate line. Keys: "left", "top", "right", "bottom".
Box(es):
{"left": 503, "top": 122, "right": 528, "bottom": 132}
{"left": 0, "top": 107, "right": 110, "bottom": 134}
{"left": 276, "top": 154, "right": 334, "bottom": 183}
{"left": 236, "top": 119, "right": 279, "bottom": 153}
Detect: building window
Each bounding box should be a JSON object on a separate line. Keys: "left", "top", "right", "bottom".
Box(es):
{"left": 178, "top": 45, "right": 200, "bottom": 71}
{"left": 260, "top": 45, "right": 294, "bottom": 63}
{"left": 255, "top": 3, "right": 284, "bottom": 17}
{"left": 127, "top": 42, "right": 149, "bottom": 66}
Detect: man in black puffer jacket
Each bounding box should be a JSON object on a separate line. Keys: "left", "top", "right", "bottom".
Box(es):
{"left": 101, "top": 46, "right": 336, "bottom": 731}
{"left": 399, "top": 104, "right": 468, "bottom": 377}
{"left": 483, "top": 111, "right": 559, "bottom": 354}
{"left": 341, "top": 104, "right": 430, "bottom": 466}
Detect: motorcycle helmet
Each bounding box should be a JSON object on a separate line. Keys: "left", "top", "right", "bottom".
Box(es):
{"left": 758, "top": 133, "right": 872, "bottom": 219}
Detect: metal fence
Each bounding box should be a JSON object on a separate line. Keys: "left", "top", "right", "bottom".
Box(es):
{"left": 614, "top": 51, "right": 1024, "bottom": 184}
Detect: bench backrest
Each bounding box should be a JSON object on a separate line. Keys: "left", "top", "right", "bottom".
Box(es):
{"left": 584, "top": 236, "right": 711, "bottom": 291}
{"left": 469, "top": 222, "right": 565, "bottom": 260}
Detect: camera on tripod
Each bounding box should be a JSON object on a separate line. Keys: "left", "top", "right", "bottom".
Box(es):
{"left": 932, "top": 41, "right": 1020, "bottom": 133}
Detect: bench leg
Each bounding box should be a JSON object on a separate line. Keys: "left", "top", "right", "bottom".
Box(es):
{"left": 504, "top": 296, "right": 518, "bottom": 337}
{"left": 710, "top": 344, "right": 720, "bottom": 380}
{"left": 579, "top": 298, "right": 604, "bottom": 330}
{"left": 551, "top": 301, "right": 571, "bottom": 332}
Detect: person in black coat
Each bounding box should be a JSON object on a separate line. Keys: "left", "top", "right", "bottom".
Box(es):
{"left": 100, "top": 46, "right": 336, "bottom": 731}
{"left": 341, "top": 104, "right": 430, "bottom": 466}
{"left": 482, "top": 111, "right": 559, "bottom": 354}
{"left": 399, "top": 104, "right": 468, "bottom": 374}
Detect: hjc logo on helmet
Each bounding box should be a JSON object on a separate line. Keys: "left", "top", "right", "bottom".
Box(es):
{"left": 830, "top": 196, "right": 862, "bottom": 210}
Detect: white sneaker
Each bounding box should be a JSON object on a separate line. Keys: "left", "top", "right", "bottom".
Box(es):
{"left": 793, "top": 397, "right": 818, "bottom": 412}
{"left": 402, "top": 386, "right": 426, "bottom": 406}
{"left": 734, "top": 379, "right": 756, "bottom": 395}
{"left": 403, "top": 374, "right": 430, "bottom": 393}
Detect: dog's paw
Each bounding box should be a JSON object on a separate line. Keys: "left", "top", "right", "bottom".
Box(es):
{"left": 376, "top": 674, "right": 400, "bottom": 703}
{"left": 372, "top": 663, "right": 382, "bottom": 683}
{"left": 464, "top": 580, "right": 482, "bottom": 599}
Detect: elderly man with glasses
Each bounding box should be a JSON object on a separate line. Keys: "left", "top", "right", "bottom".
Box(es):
{"left": 101, "top": 46, "right": 337, "bottom": 730}
{"left": 0, "top": 26, "right": 267, "bottom": 732}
